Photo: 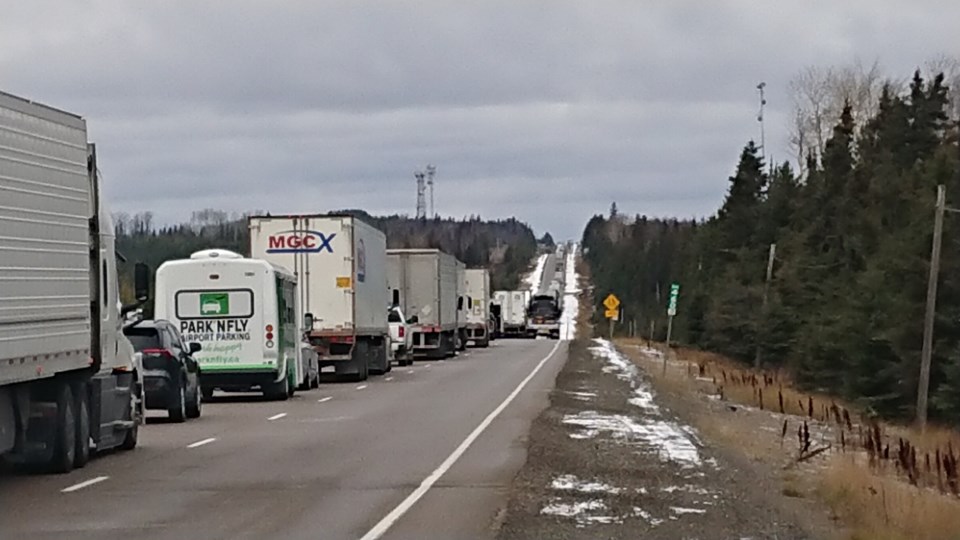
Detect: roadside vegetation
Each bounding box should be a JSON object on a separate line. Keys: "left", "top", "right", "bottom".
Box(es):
{"left": 583, "top": 63, "right": 960, "bottom": 425}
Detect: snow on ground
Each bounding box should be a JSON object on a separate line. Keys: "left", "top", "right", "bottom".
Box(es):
{"left": 523, "top": 253, "right": 548, "bottom": 294}
{"left": 565, "top": 338, "right": 703, "bottom": 468}
{"left": 560, "top": 243, "right": 580, "bottom": 340}
{"left": 550, "top": 474, "right": 622, "bottom": 495}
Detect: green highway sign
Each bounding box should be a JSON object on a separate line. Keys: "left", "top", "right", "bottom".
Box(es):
{"left": 667, "top": 283, "right": 680, "bottom": 317}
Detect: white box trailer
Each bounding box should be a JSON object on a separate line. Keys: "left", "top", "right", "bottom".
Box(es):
{"left": 250, "top": 215, "right": 390, "bottom": 380}
{"left": 464, "top": 269, "right": 492, "bottom": 347}
{"left": 493, "top": 290, "right": 530, "bottom": 337}
{"left": 1, "top": 90, "right": 146, "bottom": 473}
{"left": 386, "top": 249, "right": 464, "bottom": 359}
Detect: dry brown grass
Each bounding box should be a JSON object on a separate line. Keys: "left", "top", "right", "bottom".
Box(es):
{"left": 820, "top": 456, "right": 960, "bottom": 540}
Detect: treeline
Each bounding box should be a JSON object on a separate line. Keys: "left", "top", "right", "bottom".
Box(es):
{"left": 584, "top": 69, "right": 960, "bottom": 423}
{"left": 116, "top": 210, "right": 538, "bottom": 310}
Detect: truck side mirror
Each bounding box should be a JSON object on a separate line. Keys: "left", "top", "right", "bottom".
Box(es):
{"left": 303, "top": 313, "right": 314, "bottom": 331}
{"left": 134, "top": 262, "right": 150, "bottom": 302}
{"left": 189, "top": 342, "right": 202, "bottom": 354}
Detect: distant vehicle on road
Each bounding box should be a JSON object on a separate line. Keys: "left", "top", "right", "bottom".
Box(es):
{"left": 387, "top": 249, "right": 464, "bottom": 359}
{"left": 527, "top": 291, "right": 562, "bottom": 340}
{"left": 124, "top": 320, "right": 202, "bottom": 422}
{"left": 464, "top": 269, "right": 492, "bottom": 347}
{"left": 388, "top": 306, "right": 414, "bottom": 366}
{"left": 155, "top": 249, "right": 300, "bottom": 400}
{"left": 494, "top": 290, "right": 530, "bottom": 337}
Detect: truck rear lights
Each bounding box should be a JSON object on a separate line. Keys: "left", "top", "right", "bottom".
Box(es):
{"left": 266, "top": 340, "right": 274, "bottom": 348}
{"left": 141, "top": 348, "right": 175, "bottom": 359}
{"left": 398, "top": 326, "right": 405, "bottom": 338}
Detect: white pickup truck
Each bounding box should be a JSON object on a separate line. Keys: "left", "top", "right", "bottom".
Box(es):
{"left": 388, "top": 306, "right": 414, "bottom": 366}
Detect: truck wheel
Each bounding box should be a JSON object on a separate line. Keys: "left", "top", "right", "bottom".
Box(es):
{"left": 120, "top": 379, "right": 141, "bottom": 451}
{"left": 48, "top": 384, "right": 76, "bottom": 474}
{"left": 73, "top": 383, "right": 91, "bottom": 468}
{"left": 169, "top": 382, "right": 187, "bottom": 423}
{"left": 478, "top": 337, "right": 490, "bottom": 348}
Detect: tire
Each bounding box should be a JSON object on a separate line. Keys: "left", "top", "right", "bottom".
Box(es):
{"left": 120, "top": 378, "right": 141, "bottom": 451}
{"left": 264, "top": 378, "right": 289, "bottom": 401}
{"left": 478, "top": 337, "right": 490, "bottom": 348}
{"left": 73, "top": 384, "right": 91, "bottom": 469}
{"left": 169, "top": 381, "right": 187, "bottom": 423}
{"left": 186, "top": 382, "right": 202, "bottom": 419}
{"left": 48, "top": 384, "right": 76, "bottom": 474}
{"left": 310, "top": 373, "right": 320, "bottom": 389}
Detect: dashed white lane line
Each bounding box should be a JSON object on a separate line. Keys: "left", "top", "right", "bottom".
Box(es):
{"left": 187, "top": 437, "right": 217, "bottom": 449}
{"left": 405, "top": 370, "right": 414, "bottom": 374}
{"left": 360, "top": 340, "right": 563, "bottom": 540}
{"left": 356, "top": 385, "right": 368, "bottom": 390}
{"left": 424, "top": 364, "right": 432, "bottom": 368}
{"left": 62, "top": 476, "right": 109, "bottom": 493}
{"left": 267, "top": 413, "right": 288, "bottom": 421}
{"left": 385, "top": 377, "right": 394, "bottom": 381}
{"left": 317, "top": 396, "right": 333, "bottom": 403}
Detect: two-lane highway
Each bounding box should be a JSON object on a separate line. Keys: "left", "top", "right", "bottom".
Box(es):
{"left": 0, "top": 339, "right": 567, "bottom": 540}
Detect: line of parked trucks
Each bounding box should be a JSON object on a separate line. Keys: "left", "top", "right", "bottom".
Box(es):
{"left": 0, "top": 90, "right": 566, "bottom": 474}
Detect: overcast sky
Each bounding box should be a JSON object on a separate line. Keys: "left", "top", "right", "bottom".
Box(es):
{"left": 2, "top": 1, "right": 958, "bottom": 240}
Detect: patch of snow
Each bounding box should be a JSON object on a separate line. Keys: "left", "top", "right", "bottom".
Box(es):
{"left": 661, "top": 485, "right": 714, "bottom": 496}
{"left": 562, "top": 411, "right": 701, "bottom": 467}
{"left": 523, "top": 254, "right": 548, "bottom": 295}
{"left": 670, "top": 506, "right": 707, "bottom": 515}
{"left": 560, "top": 243, "right": 580, "bottom": 340}
{"left": 591, "top": 339, "right": 638, "bottom": 383}
{"left": 540, "top": 499, "right": 606, "bottom": 518}
{"left": 633, "top": 507, "right": 664, "bottom": 526}
{"left": 551, "top": 474, "right": 622, "bottom": 494}
{"left": 566, "top": 390, "right": 597, "bottom": 401}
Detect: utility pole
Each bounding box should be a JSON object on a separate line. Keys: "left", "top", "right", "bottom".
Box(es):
{"left": 917, "top": 185, "right": 946, "bottom": 431}
{"left": 755, "top": 243, "right": 776, "bottom": 369}
{"left": 414, "top": 170, "right": 426, "bottom": 219}
{"left": 426, "top": 164, "right": 436, "bottom": 218}
{"left": 757, "top": 82, "right": 767, "bottom": 162}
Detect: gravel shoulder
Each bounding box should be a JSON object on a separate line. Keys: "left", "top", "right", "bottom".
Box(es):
{"left": 497, "top": 338, "right": 843, "bottom": 539}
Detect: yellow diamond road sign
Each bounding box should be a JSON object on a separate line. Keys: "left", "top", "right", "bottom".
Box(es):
{"left": 603, "top": 293, "right": 620, "bottom": 311}
{"left": 605, "top": 308, "right": 619, "bottom": 319}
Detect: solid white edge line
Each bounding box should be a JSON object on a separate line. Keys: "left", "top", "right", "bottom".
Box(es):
{"left": 317, "top": 396, "right": 333, "bottom": 403}
{"left": 356, "top": 385, "right": 368, "bottom": 390}
{"left": 61, "top": 476, "right": 109, "bottom": 493}
{"left": 359, "top": 340, "right": 563, "bottom": 540}
{"left": 267, "top": 413, "right": 287, "bottom": 421}
{"left": 385, "top": 377, "right": 394, "bottom": 381}
{"left": 187, "top": 437, "right": 217, "bottom": 449}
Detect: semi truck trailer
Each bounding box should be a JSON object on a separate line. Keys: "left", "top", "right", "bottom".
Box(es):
{"left": 387, "top": 249, "right": 463, "bottom": 359}
{"left": 0, "top": 91, "right": 147, "bottom": 473}
{"left": 493, "top": 290, "right": 530, "bottom": 337}
{"left": 464, "top": 268, "right": 491, "bottom": 347}
{"left": 250, "top": 215, "right": 391, "bottom": 381}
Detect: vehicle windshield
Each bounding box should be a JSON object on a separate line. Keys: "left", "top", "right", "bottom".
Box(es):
{"left": 388, "top": 310, "right": 402, "bottom": 323}
{"left": 125, "top": 328, "right": 161, "bottom": 351}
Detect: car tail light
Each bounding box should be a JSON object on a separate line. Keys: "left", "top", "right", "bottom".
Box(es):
{"left": 266, "top": 325, "right": 274, "bottom": 341}
{"left": 398, "top": 326, "right": 405, "bottom": 338}
{"left": 142, "top": 348, "right": 175, "bottom": 359}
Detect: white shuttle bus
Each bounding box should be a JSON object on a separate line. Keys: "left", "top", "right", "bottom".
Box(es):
{"left": 154, "top": 249, "right": 299, "bottom": 400}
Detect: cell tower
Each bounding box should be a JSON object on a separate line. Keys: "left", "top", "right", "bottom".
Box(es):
{"left": 415, "top": 170, "right": 427, "bottom": 219}
{"left": 425, "top": 164, "right": 436, "bottom": 218}
{"left": 756, "top": 81, "right": 767, "bottom": 161}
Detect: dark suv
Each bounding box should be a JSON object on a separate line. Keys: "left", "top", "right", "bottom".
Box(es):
{"left": 124, "top": 320, "right": 202, "bottom": 422}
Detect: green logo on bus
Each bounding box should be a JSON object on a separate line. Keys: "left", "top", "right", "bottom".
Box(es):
{"left": 200, "top": 292, "right": 229, "bottom": 316}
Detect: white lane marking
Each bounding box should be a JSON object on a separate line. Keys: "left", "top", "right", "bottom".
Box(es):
{"left": 187, "top": 437, "right": 217, "bottom": 449}
{"left": 424, "top": 364, "right": 432, "bottom": 368}
{"left": 360, "top": 341, "right": 563, "bottom": 540}
{"left": 317, "top": 396, "right": 333, "bottom": 403}
{"left": 385, "top": 377, "right": 394, "bottom": 382}
{"left": 356, "top": 385, "right": 368, "bottom": 390}
{"left": 405, "top": 370, "right": 414, "bottom": 374}
{"left": 62, "top": 476, "right": 109, "bottom": 493}
{"left": 268, "top": 413, "right": 288, "bottom": 421}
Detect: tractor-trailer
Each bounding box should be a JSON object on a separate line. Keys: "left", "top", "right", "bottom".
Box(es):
{"left": 464, "top": 269, "right": 491, "bottom": 347}
{"left": 493, "top": 290, "right": 530, "bottom": 337}
{"left": 387, "top": 249, "right": 463, "bottom": 359}
{"left": 0, "top": 91, "right": 148, "bottom": 473}
{"left": 250, "top": 215, "right": 390, "bottom": 381}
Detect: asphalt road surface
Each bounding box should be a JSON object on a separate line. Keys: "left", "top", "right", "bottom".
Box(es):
{"left": 0, "top": 339, "right": 567, "bottom": 540}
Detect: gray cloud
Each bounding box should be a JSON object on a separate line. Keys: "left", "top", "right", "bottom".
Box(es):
{"left": 2, "top": 0, "right": 958, "bottom": 239}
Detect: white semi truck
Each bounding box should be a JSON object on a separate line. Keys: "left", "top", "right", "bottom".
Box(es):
{"left": 250, "top": 215, "right": 391, "bottom": 381}
{"left": 464, "top": 268, "right": 491, "bottom": 347}
{"left": 386, "top": 249, "right": 464, "bottom": 359}
{"left": 493, "top": 290, "right": 530, "bottom": 337}
{"left": 0, "top": 91, "right": 147, "bottom": 473}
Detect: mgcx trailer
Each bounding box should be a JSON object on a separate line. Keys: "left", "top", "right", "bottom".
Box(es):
{"left": 387, "top": 249, "right": 462, "bottom": 359}
{"left": 0, "top": 91, "right": 147, "bottom": 473}
{"left": 464, "top": 268, "right": 491, "bottom": 347}
{"left": 250, "top": 215, "right": 390, "bottom": 381}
